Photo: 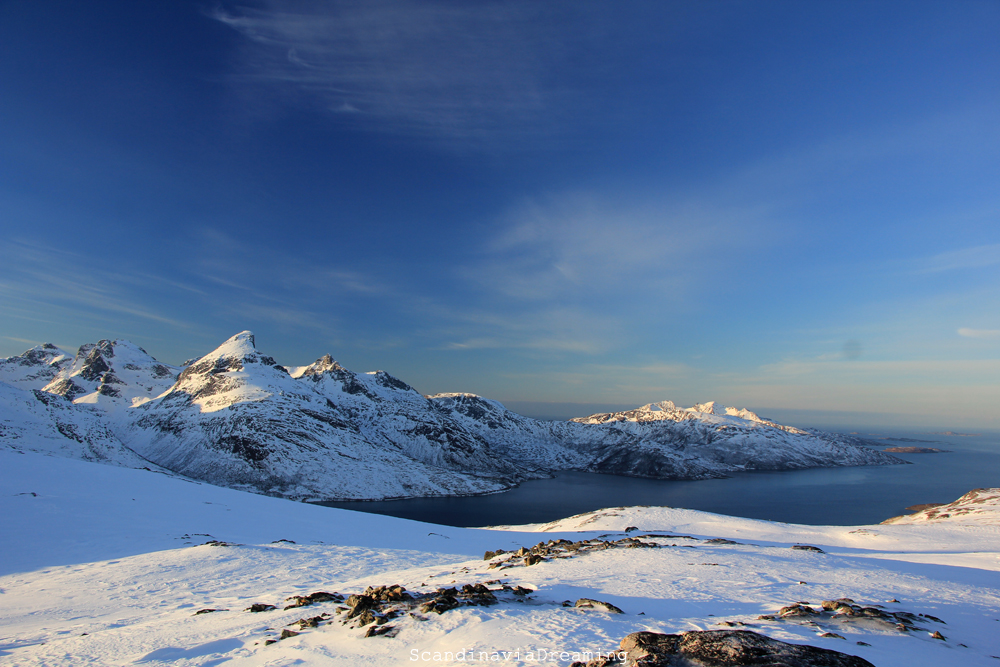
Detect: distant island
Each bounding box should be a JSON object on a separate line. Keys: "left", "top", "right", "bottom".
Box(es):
{"left": 883, "top": 447, "right": 949, "bottom": 454}
{"left": 877, "top": 437, "right": 941, "bottom": 444}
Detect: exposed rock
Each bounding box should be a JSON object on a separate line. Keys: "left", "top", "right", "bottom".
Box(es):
{"left": 792, "top": 545, "right": 826, "bottom": 553}
{"left": 575, "top": 598, "right": 624, "bottom": 614}
{"left": 365, "top": 624, "right": 398, "bottom": 638}
{"left": 597, "top": 629, "right": 876, "bottom": 666}
{"left": 284, "top": 591, "right": 344, "bottom": 609}
{"left": 245, "top": 603, "right": 276, "bottom": 612}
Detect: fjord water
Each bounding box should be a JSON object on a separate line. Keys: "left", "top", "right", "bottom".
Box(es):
{"left": 319, "top": 428, "right": 1000, "bottom": 527}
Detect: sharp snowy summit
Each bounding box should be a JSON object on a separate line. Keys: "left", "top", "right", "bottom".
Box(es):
{"left": 0, "top": 331, "right": 903, "bottom": 501}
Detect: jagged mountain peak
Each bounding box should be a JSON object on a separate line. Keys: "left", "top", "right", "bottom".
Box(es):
{"left": 298, "top": 354, "right": 345, "bottom": 377}
{"left": 366, "top": 370, "right": 417, "bottom": 393}
{"left": 167, "top": 332, "right": 296, "bottom": 412}
{"left": 210, "top": 331, "right": 258, "bottom": 359}
{"left": 177, "top": 331, "right": 281, "bottom": 381}
{"left": 0, "top": 343, "right": 74, "bottom": 389}
{"left": 36, "top": 337, "right": 181, "bottom": 408}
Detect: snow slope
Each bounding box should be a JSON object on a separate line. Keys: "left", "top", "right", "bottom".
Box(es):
{"left": 1, "top": 451, "right": 997, "bottom": 667}
{"left": 882, "top": 488, "right": 1000, "bottom": 526}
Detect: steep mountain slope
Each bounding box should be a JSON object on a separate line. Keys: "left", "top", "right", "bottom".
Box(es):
{"left": 121, "top": 332, "right": 518, "bottom": 500}
{"left": 296, "top": 357, "right": 526, "bottom": 478}
{"left": 0, "top": 382, "right": 154, "bottom": 466}
{"left": 0, "top": 343, "right": 73, "bottom": 389}
{"left": 1, "top": 331, "right": 904, "bottom": 501}
{"left": 38, "top": 339, "right": 179, "bottom": 408}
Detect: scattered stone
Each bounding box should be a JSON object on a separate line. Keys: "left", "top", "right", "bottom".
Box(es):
{"left": 792, "top": 544, "right": 826, "bottom": 553}
{"left": 345, "top": 594, "right": 377, "bottom": 620}
{"left": 779, "top": 603, "right": 820, "bottom": 617}
{"left": 245, "top": 603, "right": 276, "bottom": 613}
{"left": 270, "top": 539, "right": 296, "bottom": 544}
{"left": 293, "top": 616, "right": 324, "bottom": 629}
{"left": 354, "top": 609, "right": 381, "bottom": 627}
{"left": 574, "top": 598, "right": 624, "bottom": 614}
{"left": 420, "top": 593, "right": 460, "bottom": 615}
{"left": 705, "top": 538, "right": 739, "bottom": 545}
{"left": 279, "top": 629, "right": 299, "bottom": 639}
{"left": 203, "top": 540, "right": 236, "bottom": 547}
{"left": 284, "top": 591, "right": 343, "bottom": 609}
{"left": 365, "top": 624, "right": 398, "bottom": 638}
{"left": 460, "top": 583, "right": 498, "bottom": 605}
{"left": 624, "top": 526, "right": 638, "bottom": 532}
{"left": 820, "top": 632, "right": 846, "bottom": 639}
{"left": 920, "top": 613, "right": 945, "bottom": 624}
{"left": 930, "top": 631, "right": 946, "bottom": 640}
{"left": 194, "top": 608, "right": 226, "bottom": 615}
{"left": 856, "top": 641, "right": 871, "bottom": 646}
{"left": 524, "top": 554, "right": 545, "bottom": 566}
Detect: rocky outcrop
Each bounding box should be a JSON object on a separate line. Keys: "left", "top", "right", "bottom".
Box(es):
{"left": 573, "top": 630, "right": 874, "bottom": 667}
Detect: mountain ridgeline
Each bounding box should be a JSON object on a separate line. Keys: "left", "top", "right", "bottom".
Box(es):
{"left": 0, "top": 331, "right": 904, "bottom": 501}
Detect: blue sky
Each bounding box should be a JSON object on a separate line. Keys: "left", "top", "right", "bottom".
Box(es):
{"left": 1, "top": 1, "right": 998, "bottom": 427}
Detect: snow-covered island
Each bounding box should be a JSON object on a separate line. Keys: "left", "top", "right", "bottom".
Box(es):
{"left": 1, "top": 450, "right": 998, "bottom": 666}
{"left": 0, "top": 331, "right": 902, "bottom": 502}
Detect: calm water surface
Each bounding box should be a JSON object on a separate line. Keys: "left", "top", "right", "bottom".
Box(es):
{"left": 318, "top": 428, "right": 1000, "bottom": 527}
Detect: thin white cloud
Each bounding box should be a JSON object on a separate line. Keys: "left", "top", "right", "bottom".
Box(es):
{"left": 958, "top": 327, "right": 1000, "bottom": 339}
{"left": 212, "top": 0, "right": 595, "bottom": 142}
{"left": 470, "top": 191, "right": 766, "bottom": 302}
{"left": 924, "top": 244, "right": 1000, "bottom": 273}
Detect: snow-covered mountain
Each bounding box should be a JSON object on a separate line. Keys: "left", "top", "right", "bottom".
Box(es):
{"left": 0, "top": 382, "right": 155, "bottom": 467}
{"left": 0, "top": 343, "right": 73, "bottom": 388}
{"left": 122, "top": 332, "right": 518, "bottom": 500}
{"left": 0, "top": 331, "right": 903, "bottom": 501}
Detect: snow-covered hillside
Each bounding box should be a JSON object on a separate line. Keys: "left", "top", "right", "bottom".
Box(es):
{"left": 882, "top": 487, "right": 1000, "bottom": 525}
{"left": 1, "top": 451, "right": 997, "bottom": 667}
{"left": 0, "top": 331, "right": 903, "bottom": 501}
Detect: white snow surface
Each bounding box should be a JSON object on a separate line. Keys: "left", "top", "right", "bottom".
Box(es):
{"left": 1, "top": 450, "right": 998, "bottom": 667}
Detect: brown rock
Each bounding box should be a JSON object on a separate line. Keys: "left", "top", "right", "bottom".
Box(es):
{"left": 607, "top": 630, "right": 875, "bottom": 667}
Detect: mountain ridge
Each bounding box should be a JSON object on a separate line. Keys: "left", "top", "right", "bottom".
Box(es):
{"left": 0, "top": 331, "right": 904, "bottom": 501}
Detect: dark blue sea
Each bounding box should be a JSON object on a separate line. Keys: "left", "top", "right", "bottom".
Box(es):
{"left": 318, "top": 427, "right": 1000, "bottom": 527}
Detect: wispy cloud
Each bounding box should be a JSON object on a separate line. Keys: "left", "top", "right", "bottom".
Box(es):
{"left": 0, "top": 242, "right": 194, "bottom": 330}
{"left": 468, "top": 191, "right": 765, "bottom": 303}
{"left": 924, "top": 244, "right": 1000, "bottom": 273}
{"left": 212, "top": 0, "right": 596, "bottom": 142}
{"left": 958, "top": 328, "right": 1000, "bottom": 339}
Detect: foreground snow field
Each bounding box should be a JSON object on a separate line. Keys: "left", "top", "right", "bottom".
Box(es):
{"left": 1, "top": 450, "right": 998, "bottom": 666}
